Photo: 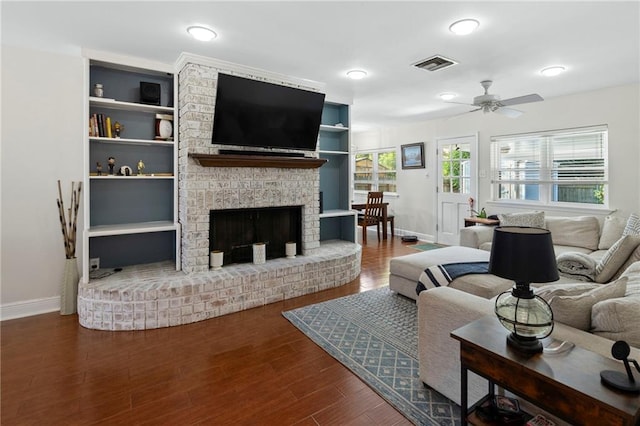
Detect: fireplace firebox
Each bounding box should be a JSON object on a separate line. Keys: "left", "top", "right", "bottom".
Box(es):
{"left": 209, "top": 206, "right": 302, "bottom": 266}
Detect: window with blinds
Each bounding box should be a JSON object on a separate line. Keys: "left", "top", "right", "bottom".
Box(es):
{"left": 354, "top": 149, "right": 397, "bottom": 193}
{"left": 490, "top": 126, "right": 608, "bottom": 206}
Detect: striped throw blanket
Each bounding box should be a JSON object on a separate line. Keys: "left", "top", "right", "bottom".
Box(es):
{"left": 416, "top": 262, "right": 489, "bottom": 296}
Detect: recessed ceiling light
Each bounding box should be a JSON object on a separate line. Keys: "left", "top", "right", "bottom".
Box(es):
{"left": 346, "top": 70, "right": 368, "bottom": 80}
{"left": 187, "top": 26, "right": 217, "bottom": 42}
{"left": 439, "top": 92, "right": 457, "bottom": 101}
{"left": 449, "top": 19, "right": 480, "bottom": 35}
{"left": 540, "top": 66, "right": 566, "bottom": 77}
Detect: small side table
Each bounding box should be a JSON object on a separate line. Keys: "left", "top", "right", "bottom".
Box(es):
{"left": 451, "top": 316, "right": 640, "bottom": 426}
{"left": 464, "top": 217, "right": 499, "bottom": 227}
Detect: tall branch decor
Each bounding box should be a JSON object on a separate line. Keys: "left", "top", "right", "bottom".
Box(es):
{"left": 57, "top": 180, "right": 82, "bottom": 259}
{"left": 57, "top": 180, "right": 82, "bottom": 315}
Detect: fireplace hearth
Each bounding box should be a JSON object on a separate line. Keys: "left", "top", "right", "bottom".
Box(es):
{"left": 210, "top": 206, "right": 302, "bottom": 266}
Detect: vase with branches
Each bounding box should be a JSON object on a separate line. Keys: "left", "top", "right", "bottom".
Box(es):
{"left": 57, "top": 180, "right": 82, "bottom": 314}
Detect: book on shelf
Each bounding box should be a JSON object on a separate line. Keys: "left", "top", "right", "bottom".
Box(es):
{"left": 89, "top": 113, "right": 98, "bottom": 137}
{"left": 105, "top": 116, "right": 112, "bottom": 138}
{"left": 96, "top": 113, "right": 105, "bottom": 137}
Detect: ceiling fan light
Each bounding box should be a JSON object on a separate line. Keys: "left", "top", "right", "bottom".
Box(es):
{"left": 346, "top": 69, "right": 368, "bottom": 80}
{"left": 187, "top": 26, "right": 217, "bottom": 42}
{"left": 540, "top": 66, "right": 566, "bottom": 77}
{"left": 439, "top": 92, "right": 457, "bottom": 101}
{"left": 449, "top": 19, "right": 480, "bottom": 35}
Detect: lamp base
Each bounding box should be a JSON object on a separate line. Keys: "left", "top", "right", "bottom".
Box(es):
{"left": 600, "top": 370, "right": 640, "bottom": 393}
{"left": 506, "top": 333, "right": 543, "bottom": 354}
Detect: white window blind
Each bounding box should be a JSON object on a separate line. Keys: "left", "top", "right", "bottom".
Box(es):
{"left": 491, "top": 126, "right": 608, "bottom": 206}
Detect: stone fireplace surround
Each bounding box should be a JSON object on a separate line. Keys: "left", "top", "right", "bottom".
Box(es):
{"left": 77, "top": 54, "right": 361, "bottom": 331}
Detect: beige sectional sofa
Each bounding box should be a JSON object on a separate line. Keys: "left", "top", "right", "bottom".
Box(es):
{"left": 387, "top": 213, "right": 640, "bottom": 416}
{"left": 389, "top": 214, "right": 640, "bottom": 300}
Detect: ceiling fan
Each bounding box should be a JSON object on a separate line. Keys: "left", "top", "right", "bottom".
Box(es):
{"left": 448, "top": 80, "right": 543, "bottom": 118}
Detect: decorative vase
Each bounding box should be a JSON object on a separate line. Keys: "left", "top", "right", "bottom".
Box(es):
{"left": 60, "top": 257, "right": 79, "bottom": 315}
{"left": 210, "top": 250, "right": 224, "bottom": 270}
{"left": 286, "top": 242, "right": 297, "bottom": 259}
{"left": 253, "top": 243, "right": 266, "bottom": 265}
{"left": 94, "top": 83, "right": 104, "bottom": 97}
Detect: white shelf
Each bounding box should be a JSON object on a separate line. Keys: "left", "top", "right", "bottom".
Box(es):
{"left": 90, "top": 136, "right": 174, "bottom": 146}
{"left": 88, "top": 221, "right": 178, "bottom": 237}
{"left": 319, "top": 209, "right": 357, "bottom": 219}
{"left": 89, "top": 174, "right": 174, "bottom": 179}
{"left": 89, "top": 97, "right": 174, "bottom": 114}
{"left": 320, "top": 124, "right": 349, "bottom": 132}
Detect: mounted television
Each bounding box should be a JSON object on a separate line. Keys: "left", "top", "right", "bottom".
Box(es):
{"left": 211, "top": 73, "right": 326, "bottom": 151}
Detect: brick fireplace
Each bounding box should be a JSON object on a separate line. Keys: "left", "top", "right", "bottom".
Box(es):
{"left": 76, "top": 55, "right": 361, "bottom": 331}
{"left": 178, "top": 61, "right": 324, "bottom": 273}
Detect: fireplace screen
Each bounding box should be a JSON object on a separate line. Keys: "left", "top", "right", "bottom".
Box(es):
{"left": 209, "top": 206, "right": 302, "bottom": 266}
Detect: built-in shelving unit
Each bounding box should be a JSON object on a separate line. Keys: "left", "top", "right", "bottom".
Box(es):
{"left": 81, "top": 51, "right": 180, "bottom": 283}
{"left": 319, "top": 102, "right": 356, "bottom": 243}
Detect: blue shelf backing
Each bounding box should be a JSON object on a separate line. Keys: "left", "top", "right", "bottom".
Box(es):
{"left": 321, "top": 103, "right": 349, "bottom": 127}
{"left": 89, "top": 231, "right": 176, "bottom": 268}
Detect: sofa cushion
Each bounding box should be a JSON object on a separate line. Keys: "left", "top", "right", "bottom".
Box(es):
{"left": 389, "top": 246, "right": 490, "bottom": 285}
{"left": 498, "top": 211, "right": 545, "bottom": 228}
{"left": 598, "top": 215, "right": 627, "bottom": 249}
{"left": 591, "top": 295, "right": 640, "bottom": 348}
{"left": 622, "top": 213, "right": 640, "bottom": 236}
{"left": 544, "top": 277, "right": 627, "bottom": 330}
{"left": 595, "top": 235, "right": 640, "bottom": 283}
{"left": 545, "top": 216, "right": 600, "bottom": 251}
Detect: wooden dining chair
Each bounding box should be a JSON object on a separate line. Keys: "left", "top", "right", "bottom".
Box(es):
{"left": 357, "top": 191, "right": 384, "bottom": 243}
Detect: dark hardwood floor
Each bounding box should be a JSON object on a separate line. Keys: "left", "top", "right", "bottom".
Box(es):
{"left": 1, "top": 236, "right": 419, "bottom": 425}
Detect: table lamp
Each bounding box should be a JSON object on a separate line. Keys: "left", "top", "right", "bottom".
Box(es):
{"left": 489, "top": 226, "right": 559, "bottom": 354}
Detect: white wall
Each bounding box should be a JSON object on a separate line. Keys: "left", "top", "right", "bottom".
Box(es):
{"left": 1, "top": 44, "right": 638, "bottom": 318}
{"left": 1, "top": 46, "right": 84, "bottom": 318}
{"left": 353, "top": 84, "right": 640, "bottom": 241}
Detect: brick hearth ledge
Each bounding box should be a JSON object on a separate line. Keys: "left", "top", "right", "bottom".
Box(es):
{"left": 78, "top": 240, "right": 361, "bottom": 331}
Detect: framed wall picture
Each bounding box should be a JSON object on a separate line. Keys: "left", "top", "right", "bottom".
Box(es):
{"left": 401, "top": 142, "right": 425, "bottom": 169}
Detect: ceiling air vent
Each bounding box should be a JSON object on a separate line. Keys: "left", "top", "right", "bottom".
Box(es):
{"left": 413, "top": 55, "right": 458, "bottom": 72}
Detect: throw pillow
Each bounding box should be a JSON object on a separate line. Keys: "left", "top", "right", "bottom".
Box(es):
{"left": 598, "top": 215, "right": 627, "bottom": 250}
{"left": 622, "top": 213, "right": 640, "bottom": 236}
{"left": 610, "top": 248, "right": 640, "bottom": 282}
{"left": 619, "top": 260, "right": 640, "bottom": 296}
{"left": 591, "top": 295, "right": 640, "bottom": 348}
{"left": 535, "top": 282, "right": 601, "bottom": 300}
{"left": 547, "top": 277, "right": 627, "bottom": 330}
{"left": 595, "top": 235, "right": 640, "bottom": 283}
{"left": 497, "top": 211, "right": 545, "bottom": 228}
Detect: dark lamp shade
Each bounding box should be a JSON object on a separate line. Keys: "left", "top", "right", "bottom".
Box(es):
{"left": 488, "top": 226, "right": 559, "bottom": 284}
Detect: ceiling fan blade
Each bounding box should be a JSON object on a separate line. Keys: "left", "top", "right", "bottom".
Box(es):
{"left": 444, "top": 107, "right": 482, "bottom": 120}
{"left": 445, "top": 101, "right": 476, "bottom": 106}
{"left": 499, "top": 94, "right": 543, "bottom": 106}
{"left": 494, "top": 107, "right": 523, "bottom": 118}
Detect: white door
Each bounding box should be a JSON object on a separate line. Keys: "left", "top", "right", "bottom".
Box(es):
{"left": 436, "top": 135, "right": 478, "bottom": 245}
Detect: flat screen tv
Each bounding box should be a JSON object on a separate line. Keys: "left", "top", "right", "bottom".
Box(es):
{"left": 211, "top": 73, "right": 326, "bottom": 151}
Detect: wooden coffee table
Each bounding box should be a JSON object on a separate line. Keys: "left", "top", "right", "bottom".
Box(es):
{"left": 451, "top": 316, "right": 640, "bottom": 425}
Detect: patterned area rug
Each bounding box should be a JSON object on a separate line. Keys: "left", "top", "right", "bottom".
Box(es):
{"left": 411, "top": 243, "right": 447, "bottom": 252}
{"left": 282, "top": 287, "right": 460, "bottom": 425}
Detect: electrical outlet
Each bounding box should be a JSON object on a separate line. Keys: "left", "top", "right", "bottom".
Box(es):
{"left": 90, "top": 258, "right": 100, "bottom": 270}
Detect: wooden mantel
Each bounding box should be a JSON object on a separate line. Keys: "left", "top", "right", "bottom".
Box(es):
{"left": 189, "top": 153, "right": 328, "bottom": 169}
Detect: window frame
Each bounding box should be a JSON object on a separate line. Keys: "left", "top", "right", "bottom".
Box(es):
{"left": 353, "top": 148, "right": 398, "bottom": 195}
{"left": 490, "top": 125, "right": 609, "bottom": 210}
